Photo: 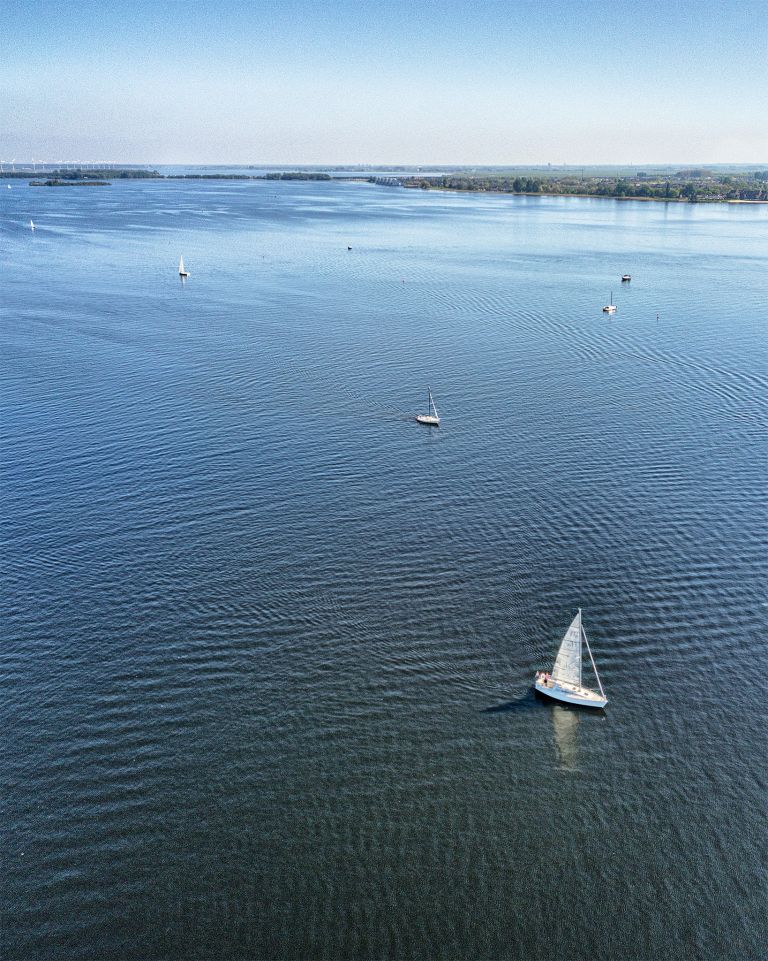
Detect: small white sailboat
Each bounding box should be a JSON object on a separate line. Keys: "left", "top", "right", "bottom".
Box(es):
{"left": 29, "top": 219, "right": 35, "bottom": 231}
{"left": 415, "top": 387, "right": 440, "bottom": 426}
{"left": 602, "top": 292, "right": 616, "bottom": 313}
{"left": 534, "top": 609, "right": 607, "bottom": 708}
{"left": 178, "top": 255, "right": 189, "bottom": 278}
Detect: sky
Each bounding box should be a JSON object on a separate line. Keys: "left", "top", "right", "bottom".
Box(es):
{"left": 1, "top": 0, "right": 766, "bottom": 165}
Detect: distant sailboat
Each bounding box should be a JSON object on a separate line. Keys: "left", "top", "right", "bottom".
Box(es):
{"left": 534, "top": 609, "right": 607, "bottom": 708}
{"left": 178, "top": 255, "right": 189, "bottom": 278}
{"left": 602, "top": 291, "right": 616, "bottom": 313}
{"left": 29, "top": 219, "right": 35, "bottom": 231}
{"left": 415, "top": 387, "right": 440, "bottom": 426}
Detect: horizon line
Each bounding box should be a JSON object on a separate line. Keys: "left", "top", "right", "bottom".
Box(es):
{"left": 3, "top": 160, "right": 767, "bottom": 168}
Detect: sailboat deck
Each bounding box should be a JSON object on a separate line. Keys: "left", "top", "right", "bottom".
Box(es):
{"left": 538, "top": 678, "right": 605, "bottom": 703}
{"left": 535, "top": 677, "right": 607, "bottom": 708}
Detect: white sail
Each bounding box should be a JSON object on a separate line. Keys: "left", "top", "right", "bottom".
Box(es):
{"left": 551, "top": 611, "right": 582, "bottom": 686}
{"left": 178, "top": 256, "right": 185, "bottom": 274}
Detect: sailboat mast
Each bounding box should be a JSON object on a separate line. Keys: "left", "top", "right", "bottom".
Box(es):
{"left": 582, "top": 621, "right": 605, "bottom": 698}
{"left": 578, "top": 608, "right": 582, "bottom": 688}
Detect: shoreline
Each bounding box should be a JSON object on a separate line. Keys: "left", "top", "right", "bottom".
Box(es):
{"left": 396, "top": 185, "right": 768, "bottom": 204}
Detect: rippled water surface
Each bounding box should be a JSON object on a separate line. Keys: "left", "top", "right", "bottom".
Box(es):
{"left": 1, "top": 179, "right": 767, "bottom": 960}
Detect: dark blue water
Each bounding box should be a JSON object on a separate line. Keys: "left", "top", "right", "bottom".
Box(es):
{"left": 1, "top": 178, "right": 766, "bottom": 960}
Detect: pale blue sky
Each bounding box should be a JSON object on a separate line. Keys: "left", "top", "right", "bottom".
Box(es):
{"left": 1, "top": 0, "right": 766, "bottom": 163}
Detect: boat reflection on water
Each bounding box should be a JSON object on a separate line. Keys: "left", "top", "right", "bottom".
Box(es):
{"left": 549, "top": 702, "right": 608, "bottom": 771}
{"left": 551, "top": 705, "right": 580, "bottom": 770}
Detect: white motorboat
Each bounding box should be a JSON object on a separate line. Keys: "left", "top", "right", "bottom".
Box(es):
{"left": 534, "top": 609, "right": 607, "bottom": 708}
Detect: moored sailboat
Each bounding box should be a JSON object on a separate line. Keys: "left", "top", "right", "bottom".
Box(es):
{"left": 534, "top": 609, "right": 607, "bottom": 708}
{"left": 415, "top": 388, "right": 440, "bottom": 426}
{"left": 602, "top": 292, "right": 616, "bottom": 313}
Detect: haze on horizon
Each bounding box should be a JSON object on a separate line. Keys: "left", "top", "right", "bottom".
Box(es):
{"left": 1, "top": 0, "right": 765, "bottom": 166}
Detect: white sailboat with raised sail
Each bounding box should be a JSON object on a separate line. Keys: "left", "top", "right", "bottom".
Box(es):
{"left": 178, "top": 255, "right": 189, "bottom": 278}
{"left": 534, "top": 609, "right": 607, "bottom": 708}
{"left": 415, "top": 387, "right": 440, "bottom": 426}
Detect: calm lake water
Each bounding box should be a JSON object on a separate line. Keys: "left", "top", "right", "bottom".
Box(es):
{"left": 1, "top": 178, "right": 766, "bottom": 961}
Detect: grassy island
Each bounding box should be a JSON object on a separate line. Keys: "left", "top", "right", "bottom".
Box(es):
{"left": 30, "top": 179, "right": 110, "bottom": 186}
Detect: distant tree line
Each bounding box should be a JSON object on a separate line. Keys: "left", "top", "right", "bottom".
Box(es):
{"left": 170, "top": 174, "right": 255, "bottom": 179}
{"left": 395, "top": 174, "right": 768, "bottom": 202}
{"left": 3, "top": 168, "right": 160, "bottom": 179}
{"left": 259, "top": 172, "right": 332, "bottom": 181}
{"left": 47, "top": 168, "right": 160, "bottom": 179}
{"left": 405, "top": 176, "right": 544, "bottom": 193}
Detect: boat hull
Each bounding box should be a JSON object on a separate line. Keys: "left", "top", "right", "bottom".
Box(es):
{"left": 535, "top": 679, "right": 607, "bottom": 709}
{"left": 415, "top": 415, "right": 439, "bottom": 426}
